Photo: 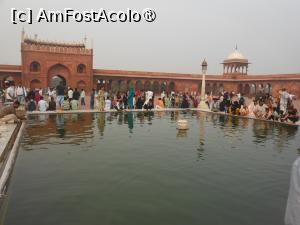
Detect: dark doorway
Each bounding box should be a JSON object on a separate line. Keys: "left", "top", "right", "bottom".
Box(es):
{"left": 51, "top": 75, "right": 66, "bottom": 88}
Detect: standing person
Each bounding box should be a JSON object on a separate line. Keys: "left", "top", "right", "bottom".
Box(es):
{"left": 38, "top": 88, "right": 43, "bottom": 97}
{"left": 279, "top": 88, "right": 289, "bottom": 113}
{"left": 161, "top": 90, "right": 166, "bottom": 99}
{"left": 127, "top": 87, "right": 135, "bottom": 109}
{"left": 5, "top": 82, "right": 15, "bottom": 104}
{"left": 97, "top": 87, "right": 105, "bottom": 111}
{"left": 90, "top": 88, "right": 95, "bottom": 110}
{"left": 34, "top": 89, "right": 41, "bottom": 104}
{"left": 15, "top": 83, "right": 26, "bottom": 105}
{"left": 123, "top": 92, "right": 128, "bottom": 109}
{"left": 73, "top": 88, "right": 80, "bottom": 101}
{"left": 80, "top": 89, "right": 86, "bottom": 109}
{"left": 56, "top": 82, "right": 65, "bottom": 110}
{"left": 68, "top": 87, "right": 73, "bottom": 101}
{"left": 0, "top": 88, "right": 5, "bottom": 106}
{"left": 48, "top": 87, "right": 56, "bottom": 100}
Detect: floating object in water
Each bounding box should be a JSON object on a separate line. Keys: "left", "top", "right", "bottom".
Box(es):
{"left": 177, "top": 119, "right": 189, "bottom": 130}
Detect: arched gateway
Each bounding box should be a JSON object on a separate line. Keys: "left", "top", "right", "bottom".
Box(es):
{"left": 47, "top": 64, "right": 69, "bottom": 88}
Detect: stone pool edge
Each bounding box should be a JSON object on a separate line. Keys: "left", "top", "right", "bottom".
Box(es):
{"left": 0, "top": 122, "right": 25, "bottom": 197}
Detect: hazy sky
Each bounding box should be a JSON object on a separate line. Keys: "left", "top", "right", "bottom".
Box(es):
{"left": 0, "top": 0, "right": 299, "bottom": 75}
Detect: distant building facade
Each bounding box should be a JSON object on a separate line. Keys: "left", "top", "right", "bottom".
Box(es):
{"left": 0, "top": 31, "right": 300, "bottom": 97}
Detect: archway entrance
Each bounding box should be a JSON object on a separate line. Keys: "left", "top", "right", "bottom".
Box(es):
{"left": 47, "top": 64, "right": 70, "bottom": 88}
{"left": 51, "top": 75, "right": 66, "bottom": 88}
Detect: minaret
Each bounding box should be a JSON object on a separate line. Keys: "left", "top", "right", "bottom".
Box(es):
{"left": 21, "top": 27, "right": 25, "bottom": 42}
{"left": 84, "top": 35, "right": 87, "bottom": 46}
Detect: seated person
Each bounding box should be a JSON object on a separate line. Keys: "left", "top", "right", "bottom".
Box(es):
{"left": 37, "top": 96, "right": 48, "bottom": 112}
{"left": 253, "top": 101, "right": 266, "bottom": 119}
{"left": 70, "top": 98, "right": 79, "bottom": 110}
{"left": 239, "top": 105, "right": 249, "bottom": 116}
{"left": 105, "top": 97, "right": 111, "bottom": 111}
{"left": 48, "top": 96, "right": 56, "bottom": 111}
{"left": 0, "top": 100, "right": 23, "bottom": 124}
{"left": 269, "top": 107, "right": 280, "bottom": 121}
{"left": 264, "top": 108, "right": 273, "bottom": 120}
{"left": 144, "top": 98, "right": 154, "bottom": 110}
{"left": 136, "top": 96, "right": 144, "bottom": 109}
{"left": 211, "top": 97, "right": 220, "bottom": 112}
{"left": 231, "top": 100, "right": 240, "bottom": 115}
{"left": 114, "top": 99, "right": 124, "bottom": 112}
{"left": 155, "top": 98, "right": 165, "bottom": 109}
{"left": 62, "top": 97, "right": 70, "bottom": 110}
{"left": 219, "top": 97, "right": 226, "bottom": 112}
{"left": 280, "top": 110, "right": 288, "bottom": 122}
{"left": 286, "top": 106, "right": 299, "bottom": 123}
{"left": 27, "top": 98, "right": 36, "bottom": 111}
{"left": 248, "top": 99, "right": 257, "bottom": 117}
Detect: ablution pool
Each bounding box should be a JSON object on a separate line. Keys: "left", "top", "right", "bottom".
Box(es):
{"left": 3, "top": 111, "right": 300, "bottom": 225}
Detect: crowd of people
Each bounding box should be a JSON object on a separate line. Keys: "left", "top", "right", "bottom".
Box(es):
{"left": 0, "top": 80, "right": 299, "bottom": 124}
{"left": 205, "top": 88, "right": 299, "bottom": 124}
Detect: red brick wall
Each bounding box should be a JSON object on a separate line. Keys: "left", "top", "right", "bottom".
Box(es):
{"left": 21, "top": 42, "right": 93, "bottom": 91}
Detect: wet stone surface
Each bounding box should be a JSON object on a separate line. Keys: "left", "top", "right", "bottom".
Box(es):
{"left": 0, "top": 124, "right": 17, "bottom": 157}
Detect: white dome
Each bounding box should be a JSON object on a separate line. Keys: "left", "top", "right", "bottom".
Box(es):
{"left": 227, "top": 49, "right": 246, "bottom": 60}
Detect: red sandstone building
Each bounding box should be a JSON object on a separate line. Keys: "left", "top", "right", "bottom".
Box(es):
{"left": 1, "top": 31, "right": 300, "bottom": 97}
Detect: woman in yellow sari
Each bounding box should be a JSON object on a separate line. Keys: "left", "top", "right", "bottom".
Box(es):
{"left": 97, "top": 87, "right": 105, "bottom": 111}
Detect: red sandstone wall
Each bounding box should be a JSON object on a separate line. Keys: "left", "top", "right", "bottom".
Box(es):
{"left": 21, "top": 43, "right": 93, "bottom": 91}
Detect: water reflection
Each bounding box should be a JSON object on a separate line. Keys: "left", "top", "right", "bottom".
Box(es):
{"left": 176, "top": 129, "right": 187, "bottom": 138}
{"left": 56, "top": 114, "right": 65, "bottom": 138}
{"left": 252, "top": 119, "right": 299, "bottom": 150}
{"left": 97, "top": 113, "right": 105, "bottom": 136}
{"left": 22, "top": 112, "right": 298, "bottom": 152}
{"left": 197, "top": 112, "right": 206, "bottom": 160}
{"left": 127, "top": 112, "right": 134, "bottom": 133}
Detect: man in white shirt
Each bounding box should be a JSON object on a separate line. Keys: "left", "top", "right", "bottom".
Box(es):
{"left": 80, "top": 89, "right": 86, "bottom": 108}
{"left": 38, "top": 96, "right": 48, "bottom": 112}
{"left": 279, "top": 88, "right": 290, "bottom": 113}
{"left": 48, "top": 87, "right": 56, "bottom": 99}
{"left": 253, "top": 100, "right": 267, "bottom": 119}
{"left": 161, "top": 90, "right": 165, "bottom": 99}
{"left": 15, "top": 83, "right": 26, "bottom": 104}
{"left": 68, "top": 88, "right": 73, "bottom": 101}
{"left": 5, "top": 82, "right": 15, "bottom": 103}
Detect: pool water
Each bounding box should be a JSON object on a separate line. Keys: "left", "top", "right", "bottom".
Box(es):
{"left": 4, "top": 111, "right": 300, "bottom": 225}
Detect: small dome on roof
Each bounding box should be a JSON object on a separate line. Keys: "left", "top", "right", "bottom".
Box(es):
{"left": 227, "top": 49, "right": 246, "bottom": 60}
{"left": 223, "top": 46, "right": 249, "bottom": 64}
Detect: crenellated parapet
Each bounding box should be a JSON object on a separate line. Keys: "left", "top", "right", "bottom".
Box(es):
{"left": 21, "top": 32, "right": 92, "bottom": 55}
